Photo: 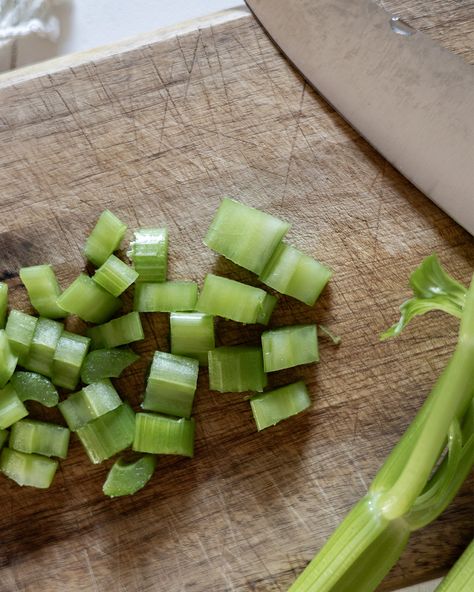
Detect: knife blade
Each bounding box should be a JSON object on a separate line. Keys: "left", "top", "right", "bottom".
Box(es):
{"left": 245, "top": 0, "right": 474, "bottom": 236}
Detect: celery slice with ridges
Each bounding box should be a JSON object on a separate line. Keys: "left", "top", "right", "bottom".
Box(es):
{"left": 435, "top": 539, "right": 474, "bottom": 591}
{"left": 52, "top": 331, "right": 90, "bottom": 390}
{"left": 76, "top": 403, "right": 135, "bottom": 464}
{"left": 196, "top": 274, "right": 271, "bottom": 324}
{"left": 170, "top": 312, "right": 215, "bottom": 365}
{"left": 0, "top": 448, "right": 58, "bottom": 488}
{"left": 259, "top": 242, "right": 332, "bottom": 306}
{"left": 261, "top": 325, "right": 318, "bottom": 372}
{"left": 10, "top": 419, "right": 70, "bottom": 458}
{"left": 0, "top": 429, "right": 8, "bottom": 449}
{"left": 5, "top": 310, "right": 38, "bottom": 357}
{"left": 204, "top": 198, "right": 291, "bottom": 274}
{"left": 84, "top": 210, "right": 127, "bottom": 267}
{"left": 0, "top": 329, "right": 17, "bottom": 388}
{"left": 58, "top": 274, "right": 121, "bottom": 324}
{"left": 255, "top": 293, "right": 277, "bottom": 325}
{"left": 208, "top": 345, "right": 267, "bottom": 393}
{"left": 128, "top": 228, "right": 168, "bottom": 283}
{"left": 143, "top": 351, "right": 199, "bottom": 419}
{"left": 58, "top": 379, "right": 122, "bottom": 431}
{"left": 87, "top": 312, "right": 144, "bottom": 349}
{"left": 11, "top": 372, "right": 59, "bottom": 408}
{"left": 19, "top": 317, "right": 62, "bottom": 377}
{"left": 134, "top": 281, "right": 198, "bottom": 313}
{"left": 250, "top": 381, "right": 311, "bottom": 431}
{"left": 0, "top": 282, "right": 7, "bottom": 328}
{"left": 0, "top": 384, "right": 28, "bottom": 429}
{"left": 133, "top": 412, "right": 195, "bottom": 457}
{"left": 103, "top": 454, "right": 157, "bottom": 498}
{"left": 93, "top": 254, "right": 138, "bottom": 297}
{"left": 81, "top": 348, "right": 139, "bottom": 384}
{"left": 19, "top": 264, "right": 65, "bottom": 318}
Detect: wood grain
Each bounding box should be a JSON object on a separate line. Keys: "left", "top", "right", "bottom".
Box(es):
{"left": 0, "top": 4, "right": 473, "bottom": 591}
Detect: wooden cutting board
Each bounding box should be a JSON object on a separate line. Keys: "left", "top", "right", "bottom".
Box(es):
{"left": 0, "top": 2, "right": 473, "bottom": 591}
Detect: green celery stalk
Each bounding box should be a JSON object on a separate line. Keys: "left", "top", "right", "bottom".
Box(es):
{"left": 196, "top": 274, "right": 272, "bottom": 324}
{"left": 204, "top": 198, "right": 291, "bottom": 275}
{"left": 81, "top": 348, "right": 139, "bottom": 384}
{"left": 0, "top": 448, "right": 58, "bottom": 488}
{"left": 133, "top": 412, "right": 195, "bottom": 457}
{"left": 170, "top": 312, "right": 215, "bottom": 365}
{"left": 93, "top": 254, "right": 138, "bottom": 297}
{"left": 102, "top": 454, "right": 157, "bottom": 498}
{"left": 435, "top": 540, "right": 474, "bottom": 591}
{"left": 11, "top": 372, "right": 59, "bottom": 408}
{"left": 134, "top": 281, "right": 198, "bottom": 313}
{"left": 208, "top": 345, "right": 267, "bottom": 392}
{"left": 288, "top": 269, "right": 474, "bottom": 592}
{"left": 128, "top": 228, "right": 168, "bottom": 283}
{"left": 19, "top": 264, "right": 65, "bottom": 319}
{"left": 255, "top": 293, "right": 277, "bottom": 325}
{"left": 0, "top": 282, "right": 7, "bottom": 328}
{"left": 57, "top": 274, "right": 121, "bottom": 324}
{"left": 0, "top": 384, "right": 28, "bottom": 429}
{"left": 259, "top": 242, "right": 332, "bottom": 306}
{"left": 76, "top": 403, "right": 135, "bottom": 464}
{"left": 10, "top": 419, "right": 70, "bottom": 458}
{"left": 143, "top": 351, "right": 199, "bottom": 419}
{"left": 250, "top": 381, "right": 310, "bottom": 431}
{"left": 261, "top": 325, "right": 318, "bottom": 372}
{"left": 87, "top": 311, "right": 144, "bottom": 349}
{"left": 52, "top": 331, "right": 91, "bottom": 390}
{"left": 0, "top": 329, "right": 18, "bottom": 388}
{"left": 84, "top": 210, "right": 127, "bottom": 267}
{"left": 19, "top": 317, "right": 62, "bottom": 377}
{"left": 5, "top": 310, "right": 38, "bottom": 357}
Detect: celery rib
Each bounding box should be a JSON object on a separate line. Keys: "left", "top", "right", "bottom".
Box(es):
{"left": 11, "top": 372, "right": 59, "bottom": 408}
{"left": 134, "top": 281, "right": 198, "bottom": 313}
{"left": 19, "top": 264, "right": 65, "bottom": 319}
{"left": 133, "top": 413, "right": 195, "bottom": 457}
{"left": 58, "top": 274, "right": 121, "bottom": 324}
{"left": 170, "top": 312, "right": 215, "bottom": 365}
{"left": 84, "top": 210, "right": 127, "bottom": 267}
{"left": 250, "top": 381, "right": 310, "bottom": 431}
{"left": 0, "top": 447, "right": 58, "bottom": 488}
{"left": 87, "top": 312, "right": 144, "bottom": 349}
{"left": 5, "top": 310, "right": 38, "bottom": 357}
{"left": 208, "top": 346, "right": 267, "bottom": 393}
{"left": 10, "top": 419, "right": 70, "bottom": 459}
{"left": 93, "top": 254, "right": 138, "bottom": 297}
{"left": 128, "top": 228, "right": 168, "bottom": 283}
{"left": 103, "top": 454, "right": 157, "bottom": 498}
{"left": 81, "top": 348, "right": 139, "bottom": 384}
{"left": 0, "top": 384, "right": 28, "bottom": 429}
{"left": 261, "top": 325, "right": 318, "bottom": 372}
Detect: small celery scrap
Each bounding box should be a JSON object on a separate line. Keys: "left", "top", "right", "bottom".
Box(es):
{"left": 103, "top": 454, "right": 157, "bottom": 498}
{"left": 289, "top": 256, "right": 474, "bottom": 592}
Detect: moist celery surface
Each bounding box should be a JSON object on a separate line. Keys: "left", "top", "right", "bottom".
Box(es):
{"left": 0, "top": 329, "right": 18, "bottom": 388}
{"left": 59, "top": 380, "right": 122, "bottom": 431}
{"left": 250, "top": 381, "right": 311, "bottom": 430}
{"left": 0, "top": 282, "right": 7, "bottom": 328}
{"left": 0, "top": 447, "right": 58, "bottom": 488}
{"left": 134, "top": 281, "right": 198, "bottom": 313}
{"left": 87, "top": 312, "right": 144, "bottom": 349}
{"left": 58, "top": 274, "right": 121, "bottom": 324}
{"left": 19, "top": 264, "right": 65, "bottom": 318}
{"left": 170, "top": 312, "right": 215, "bottom": 365}
{"left": 128, "top": 228, "right": 168, "bottom": 283}
{"left": 261, "top": 325, "right": 318, "bottom": 372}
{"left": 133, "top": 412, "right": 195, "bottom": 457}
{"left": 208, "top": 345, "right": 267, "bottom": 393}
{"left": 143, "top": 351, "right": 199, "bottom": 418}
{"left": 20, "top": 318, "right": 62, "bottom": 377}
{"left": 103, "top": 454, "right": 157, "bottom": 498}
{"left": 81, "top": 348, "right": 139, "bottom": 384}
{"left": 84, "top": 210, "right": 127, "bottom": 267}
{"left": 0, "top": 384, "right": 28, "bottom": 429}
{"left": 11, "top": 372, "right": 59, "bottom": 407}
{"left": 93, "top": 254, "right": 138, "bottom": 297}
{"left": 52, "top": 331, "right": 90, "bottom": 390}
{"left": 5, "top": 310, "right": 38, "bottom": 357}
{"left": 10, "top": 419, "right": 70, "bottom": 458}
{"left": 204, "top": 198, "right": 290, "bottom": 274}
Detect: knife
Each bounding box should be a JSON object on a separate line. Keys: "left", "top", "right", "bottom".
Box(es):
{"left": 245, "top": 0, "right": 474, "bottom": 236}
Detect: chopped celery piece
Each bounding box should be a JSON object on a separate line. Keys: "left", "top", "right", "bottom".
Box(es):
{"left": 19, "top": 264, "right": 65, "bottom": 318}
{"left": 170, "top": 312, "right": 215, "bottom": 365}
{"left": 76, "top": 403, "right": 135, "bottom": 464}
{"left": 20, "top": 317, "right": 62, "bottom": 377}
{"left": 250, "top": 381, "right": 311, "bottom": 431}
{"left": 84, "top": 210, "right": 127, "bottom": 267}
{"left": 0, "top": 329, "right": 17, "bottom": 388}
{"left": 11, "top": 372, "right": 59, "bottom": 407}
{"left": 103, "top": 453, "right": 157, "bottom": 498}
{"left": 5, "top": 310, "right": 38, "bottom": 357}
{"left": 259, "top": 242, "right": 333, "bottom": 306}
{"left": 133, "top": 412, "right": 195, "bottom": 457}
{"left": 128, "top": 228, "right": 168, "bottom": 283}
{"left": 0, "top": 448, "right": 58, "bottom": 488}
{"left": 196, "top": 274, "right": 272, "bottom": 324}
{"left": 0, "top": 384, "right": 28, "bottom": 429}
{"left": 255, "top": 293, "right": 277, "bottom": 325}
{"left": 81, "top": 348, "right": 139, "bottom": 384}
{"left": 87, "top": 311, "right": 144, "bottom": 349}
{"left": 52, "top": 331, "right": 90, "bottom": 390}
{"left": 143, "top": 351, "right": 199, "bottom": 419}
{"left": 435, "top": 539, "right": 474, "bottom": 591}
{"left": 261, "top": 324, "right": 318, "bottom": 372}
{"left": 93, "top": 254, "right": 138, "bottom": 297}
{"left": 134, "top": 281, "right": 198, "bottom": 313}
{"left": 58, "top": 379, "right": 122, "bottom": 431}
{"left": 10, "top": 419, "right": 69, "bottom": 458}
{"left": 208, "top": 345, "right": 267, "bottom": 392}
{"left": 0, "top": 282, "right": 7, "bottom": 328}
{"left": 204, "top": 198, "right": 291, "bottom": 274}
{"left": 58, "top": 274, "right": 121, "bottom": 324}
{"left": 0, "top": 429, "right": 8, "bottom": 449}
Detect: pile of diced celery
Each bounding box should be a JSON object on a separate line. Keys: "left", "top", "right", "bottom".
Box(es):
{"left": 0, "top": 199, "right": 334, "bottom": 496}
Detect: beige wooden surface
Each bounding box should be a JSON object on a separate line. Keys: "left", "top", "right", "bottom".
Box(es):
{"left": 0, "top": 3, "right": 473, "bottom": 591}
